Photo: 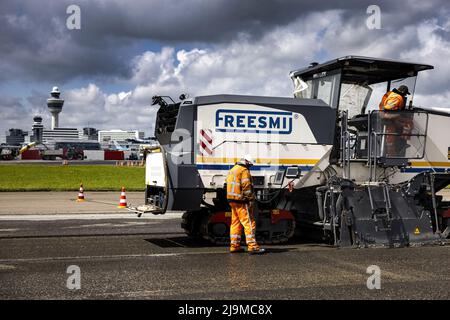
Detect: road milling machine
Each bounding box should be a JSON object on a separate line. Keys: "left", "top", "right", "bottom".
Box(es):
{"left": 139, "top": 56, "right": 450, "bottom": 247}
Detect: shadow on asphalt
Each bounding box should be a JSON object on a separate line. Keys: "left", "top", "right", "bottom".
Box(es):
{"left": 144, "top": 237, "right": 299, "bottom": 254}
{"left": 145, "top": 235, "right": 333, "bottom": 251}
{"left": 262, "top": 248, "right": 293, "bottom": 254}
{"left": 145, "top": 236, "right": 213, "bottom": 248}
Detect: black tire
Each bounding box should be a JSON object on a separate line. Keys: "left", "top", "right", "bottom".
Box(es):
{"left": 181, "top": 210, "right": 204, "bottom": 239}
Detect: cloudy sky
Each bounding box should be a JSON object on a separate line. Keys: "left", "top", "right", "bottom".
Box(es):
{"left": 1, "top": 0, "right": 450, "bottom": 137}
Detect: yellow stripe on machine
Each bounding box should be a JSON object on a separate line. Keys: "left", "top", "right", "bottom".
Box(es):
{"left": 410, "top": 161, "right": 450, "bottom": 167}
{"left": 196, "top": 159, "right": 450, "bottom": 167}
{"left": 196, "top": 156, "right": 319, "bottom": 165}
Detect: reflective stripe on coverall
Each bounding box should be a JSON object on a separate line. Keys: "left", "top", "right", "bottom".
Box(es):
{"left": 226, "top": 164, "right": 260, "bottom": 252}
{"left": 229, "top": 202, "right": 259, "bottom": 251}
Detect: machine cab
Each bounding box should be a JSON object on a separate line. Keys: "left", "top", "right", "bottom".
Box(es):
{"left": 290, "top": 56, "right": 433, "bottom": 114}
{"left": 290, "top": 56, "right": 434, "bottom": 170}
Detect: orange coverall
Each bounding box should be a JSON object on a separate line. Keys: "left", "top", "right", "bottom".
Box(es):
{"left": 378, "top": 91, "right": 411, "bottom": 156}
{"left": 226, "top": 163, "right": 260, "bottom": 252}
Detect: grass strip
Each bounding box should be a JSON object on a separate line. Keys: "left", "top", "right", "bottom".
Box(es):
{"left": 0, "top": 165, "right": 145, "bottom": 191}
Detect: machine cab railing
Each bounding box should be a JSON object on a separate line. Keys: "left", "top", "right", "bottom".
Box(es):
{"left": 367, "top": 110, "right": 428, "bottom": 181}
{"left": 369, "top": 110, "right": 428, "bottom": 159}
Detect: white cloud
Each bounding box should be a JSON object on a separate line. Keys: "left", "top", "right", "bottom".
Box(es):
{"left": 401, "top": 19, "right": 450, "bottom": 99}
{"left": 59, "top": 11, "right": 450, "bottom": 134}
{"left": 4, "top": 8, "right": 450, "bottom": 135}
{"left": 48, "top": 13, "right": 332, "bottom": 135}
{"left": 54, "top": 83, "right": 155, "bottom": 133}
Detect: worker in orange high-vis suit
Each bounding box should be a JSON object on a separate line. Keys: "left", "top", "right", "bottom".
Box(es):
{"left": 378, "top": 85, "right": 412, "bottom": 157}
{"left": 379, "top": 85, "right": 410, "bottom": 111}
{"left": 226, "top": 155, "right": 266, "bottom": 255}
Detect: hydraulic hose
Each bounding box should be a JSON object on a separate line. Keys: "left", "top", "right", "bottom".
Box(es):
{"left": 256, "top": 179, "right": 296, "bottom": 204}
{"left": 315, "top": 186, "right": 328, "bottom": 221}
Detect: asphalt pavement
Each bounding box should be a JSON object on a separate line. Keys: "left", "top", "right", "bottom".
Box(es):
{"left": 0, "top": 192, "right": 449, "bottom": 300}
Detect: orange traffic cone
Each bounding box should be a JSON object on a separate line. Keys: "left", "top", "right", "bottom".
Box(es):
{"left": 118, "top": 187, "right": 127, "bottom": 208}
{"left": 77, "top": 183, "right": 85, "bottom": 202}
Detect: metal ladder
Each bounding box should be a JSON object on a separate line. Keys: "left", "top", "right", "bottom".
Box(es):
{"left": 367, "top": 183, "right": 392, "bottom": 231}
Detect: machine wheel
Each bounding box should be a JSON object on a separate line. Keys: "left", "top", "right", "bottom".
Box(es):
{"left": 200, "top": 211, "right": 230, "bottom": 245}
{"left": 181, "top": 210, "right": 205, "bottom": 239}
{"left": 257, "top": 218, "right": 296, "bottom": 245}
{"left": 182, "top": 208, "right": 296, "bottom": 245}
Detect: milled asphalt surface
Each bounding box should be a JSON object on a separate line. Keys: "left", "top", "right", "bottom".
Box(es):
{"left": 0, "top": 192, "right": 449, "bottom": 299}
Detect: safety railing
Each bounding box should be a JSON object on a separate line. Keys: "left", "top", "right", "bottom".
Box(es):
{"left": 367, "top": 110, "right": 428, "bottom": 181}
{"left": 340, "top": 111, "right": 352, "bottom": 179}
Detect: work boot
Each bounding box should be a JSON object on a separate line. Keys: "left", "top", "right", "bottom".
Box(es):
{"left": 248, "top": 248, "right": 266, "bottom": 255}
{"left": 230, "top": 248, "right": 245, "bottom": 253}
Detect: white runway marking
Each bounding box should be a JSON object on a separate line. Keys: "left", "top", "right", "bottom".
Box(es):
{"left": 0, "top": 212, "right": 183, "bottom": 221}
{"left": 0, "top": 251, "right": 229, "bottom": 264}
{"left": 63, "top": 221, "right": 157, "bottom": 229}
{"left": 0, "top": 264, "right": 16, "bottom": 270}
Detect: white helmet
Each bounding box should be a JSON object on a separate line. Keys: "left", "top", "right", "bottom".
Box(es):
{"left": 243, "top": 154, "right": 255, "bottom": 166}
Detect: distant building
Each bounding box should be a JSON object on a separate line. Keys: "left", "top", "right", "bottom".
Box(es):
{"left": 41, "top": 86, "right": 84, "bottom": 144}
{"left": 6, "top": 129, "right": 28, "bottom": 146}
{"left": 30, "top": 116, "right": 44, "bottom": 143}
{"left": 55, "top": 140, "right": 101, "bottom": 151}
{"left": 42, "top": 128, "right": 81, "bottom": 143}
{"left": 83, "top": 127, "right": 98, "bottom": 141}
{"left": 98, "top": 130, "right": 145, "bottom": 143}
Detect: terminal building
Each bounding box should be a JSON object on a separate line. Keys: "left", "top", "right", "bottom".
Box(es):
{"left": 98, "top": 130, "right": 145, "bottom": 143}
{"left": 20, "top": 87, "right": 146, "bottom": 152}
{"left": 42, "top": 127, "right": 82, "bottom": 142}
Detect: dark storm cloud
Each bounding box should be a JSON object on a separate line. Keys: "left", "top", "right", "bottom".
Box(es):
{"left": 0, "top": 95, "right": 33, "bottom": 132}
{"left": 1, "top": 0, "right": 449, "bottom": 84}
{"left": 0, "top": 1, "right": 133, "bottom": 83}
{"left": 80, "top": 0, "right": 450, "bottom": 43}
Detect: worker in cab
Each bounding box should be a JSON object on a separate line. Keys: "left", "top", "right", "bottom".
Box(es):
{"left": 379, "top": 85, "right": 410, "bottom": 111}
{"left": 226, "top": 155, "right": 266, "bottom": 255}
{"left": 378, "top": 85, "right": 412, "bottom": 157}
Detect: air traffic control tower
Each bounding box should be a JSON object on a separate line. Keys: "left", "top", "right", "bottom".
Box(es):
{"left": 47, "top": 87, "right": 64, "bottom": 130}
